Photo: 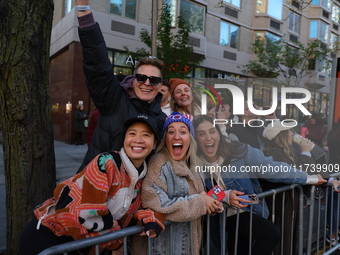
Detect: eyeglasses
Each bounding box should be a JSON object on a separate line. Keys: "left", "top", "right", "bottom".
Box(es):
{"left": 135, "top": 74, "right": 161, "bottom": 86}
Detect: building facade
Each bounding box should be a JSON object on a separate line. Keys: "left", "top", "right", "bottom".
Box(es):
{"left": 50, "top": 0, "right": 339, "bottom": 143}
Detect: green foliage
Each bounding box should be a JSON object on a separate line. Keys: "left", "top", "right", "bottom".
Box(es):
{"left": 240, "top": 35, "right": 332, "bottom": 87}
{"left": 126, "top": 2, "right": 204, "bottom": 80}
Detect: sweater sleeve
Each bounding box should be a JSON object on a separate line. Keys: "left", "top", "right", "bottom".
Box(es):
{"left": 141, "top": 161, "right": 206, "bottom": 222}
{"left": 77, "top": 153, "right": 121, "bottom": 232}
{"left": 245, "top": 146, "right": 308, "bottom": 184}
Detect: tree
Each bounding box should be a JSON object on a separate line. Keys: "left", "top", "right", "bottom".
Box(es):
{"left": 126, "top": 2, "right": 204, "bottom": 80}
{"left": 0, "top": 1, "right": 56, "bottom": 254}
{"left": 240, "top": 35, "right": 332, "bottom": 87}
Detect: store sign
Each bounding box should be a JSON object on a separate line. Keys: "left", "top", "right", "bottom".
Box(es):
{"left": 125, "top": 55, "right": 136, "bottom": 65}
{"left": 217, "top": 74, "right": 246, "bottom": 83}
{"left": 125, "top": 55, "right": 157, "bottom": 66}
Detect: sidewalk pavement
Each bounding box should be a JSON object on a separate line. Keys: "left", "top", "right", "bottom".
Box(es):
{"left": 0, "top": 137, "right": 88, "bottom": 253}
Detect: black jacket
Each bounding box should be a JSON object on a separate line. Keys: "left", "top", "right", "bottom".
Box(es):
{"left": 77, "top": 23, "right": 166, "bottom": 172}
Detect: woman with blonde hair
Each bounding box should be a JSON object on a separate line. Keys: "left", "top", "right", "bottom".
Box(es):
{"left": 169, "top": 78, "right": 201, "bottom": 117}
{"left": 140, "top": 112, "right": 223, "bottom": 255}
{"left": 262, "top": 120, "right": 340, "bottom": 254}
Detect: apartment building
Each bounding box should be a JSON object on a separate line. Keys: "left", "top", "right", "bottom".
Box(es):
{"left": 50, "top": 0, "right": 339, "bottom": 143}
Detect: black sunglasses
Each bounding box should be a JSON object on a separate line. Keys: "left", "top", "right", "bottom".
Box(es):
{"left": 135, "top": 74, "right": 161, "bottom": 86}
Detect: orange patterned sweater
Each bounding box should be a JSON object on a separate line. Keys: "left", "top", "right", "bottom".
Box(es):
{"left": 34, "top": 148, "right": 146, "bottom": 253}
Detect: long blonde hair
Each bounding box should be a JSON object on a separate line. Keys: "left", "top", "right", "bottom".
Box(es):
{"left": 264, "top": 130, "right": 295, "bottom": 160}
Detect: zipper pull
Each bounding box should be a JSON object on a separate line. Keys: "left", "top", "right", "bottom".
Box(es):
{"left": 36, "top": 218, "right": 42, "bottom": 230}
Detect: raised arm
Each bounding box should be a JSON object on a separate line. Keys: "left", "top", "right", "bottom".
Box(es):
{"left": 75, "top": 0, "right": 123, "bottom": 114}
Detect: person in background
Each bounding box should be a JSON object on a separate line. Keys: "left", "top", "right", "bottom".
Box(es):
{"left": 74, "top": 104, "right": 88, "bottom": 145}
{"left": 86, "top": 107, "right": 99, "bottom": 147}
{"left": 227, "top": 100, "right": 270, "bottom": 150}
{"left": 169, "top": 78, "right": 202, "bottom": 117}
{"left": 262, "top": 121, "right": 324, "bottom": 254}
{"left": 160, "top": 80, "right": 171, "bottom": 116}
{"left": 75, "top": 1, "right": 167, "bottom": 172}
{"left": 305, "top": 113, "right": 327, "bottom": 148}
{"left": 192, "top": 115, "right": 325, "bottom": 255}
{"left": 326, "top": 119, "right": 340, "bottom": 245}
{"left": 139, "top": 113, "right": 223, "bottom": 255}
{"left": 19, "top": 114, "right": 165, "bottom": 255}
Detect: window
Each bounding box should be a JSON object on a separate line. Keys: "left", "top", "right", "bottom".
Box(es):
{"left": 165, "top": 0, "right": 177, "bottom": 26}
{"left": 220, "top": 21, "right": 239, "bottom": 49}
{"left": 331, "top": 33, "right": 339, "bottom": 51}
{"left": 311, "top": 0, "right": 330, "bottom": 10}
{"left": 332, "top": 4, "right": 340, "bottom": 23}
{"left": 64, "top": 0, "right": 72, "bottom": 14}
{"left": 288, "top": 11, "right": 300, "bottom": 34}
{"left": 256, "top": 0, "right": 283, "bottom": 20}
{"left": 224, "top": 0, "right": 241, "bottom": 8}
{"left": 310, "top": 20, "right": 328, "bottom": 41}
{"left": 317, "top": 58, "right": 325, "bottom": 72}
{"left": 110, "top": 0, "right": 136, "bottom": 20}
{"left": 180, "top": 0, "right": 205, "bottom": 35}
{"left": 255, "top": 32, "right": 280, "bottom": 42}
{"left": 108, "top": 50, "right": 134, "bottom": 75}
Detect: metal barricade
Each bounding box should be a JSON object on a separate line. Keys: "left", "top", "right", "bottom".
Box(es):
{"left": 38, "top": 182, "right": 340, "bottom": 255}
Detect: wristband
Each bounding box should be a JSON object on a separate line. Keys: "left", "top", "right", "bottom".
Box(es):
{"left": 76, "top": 5, "right": 91, "bottom": 11}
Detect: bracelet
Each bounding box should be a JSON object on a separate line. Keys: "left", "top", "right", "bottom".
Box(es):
{"left": 76, "top": 5, "right": 91, "bottom": 11}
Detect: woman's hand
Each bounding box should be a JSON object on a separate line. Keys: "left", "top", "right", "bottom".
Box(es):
{"left": 140, "top": 229, "right": 157, "bottom": 238}
{"left": 332, "top": 179, "right": 340, "bottom": 193}
{"left": 200, "top": 191, "right": 223, "bottom": 214}
{"left": 75, "top": 0, "right": 91, "bottom": 17}
{"left": 315, "top": 174, "right": 327, "bottom": 185}
{"left": 229, "top": 190, "right": 250, "bottom": 209}
{"left": 300, "top": 138, "right": 314, "bottom": 153}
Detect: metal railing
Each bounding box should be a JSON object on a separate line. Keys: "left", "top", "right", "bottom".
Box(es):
{"left": 39, "top": 181, "right": 340, "bottom": 255}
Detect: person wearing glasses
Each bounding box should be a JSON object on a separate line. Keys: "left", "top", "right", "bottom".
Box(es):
{"left": 74, "top": 0, "right": 167, "bottom": 172}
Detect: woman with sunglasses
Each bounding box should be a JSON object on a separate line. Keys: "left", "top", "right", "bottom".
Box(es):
{"left": 192, "top": 115, "right": 325, "bottom": 255}
{"left": 138, "top": 112, "right": 223, "bottom": 255}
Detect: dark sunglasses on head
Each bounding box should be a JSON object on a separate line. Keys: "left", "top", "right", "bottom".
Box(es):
{"left": 135, "top": 74, "right": 161, "bottom": 86}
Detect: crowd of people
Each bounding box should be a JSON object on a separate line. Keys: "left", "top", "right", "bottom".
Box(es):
{"left": 18, "top": 2, "right": 340, "bottom": 255}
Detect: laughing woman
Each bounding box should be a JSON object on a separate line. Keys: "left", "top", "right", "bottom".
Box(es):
{"left": 140, "top": 112, "right": 223, "bottom": 255}
{"left": 19, "top": 114, "right": 164, "bottom": 255}
{"left": 192, "top": 115, "right": 325, "bottom": 255}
